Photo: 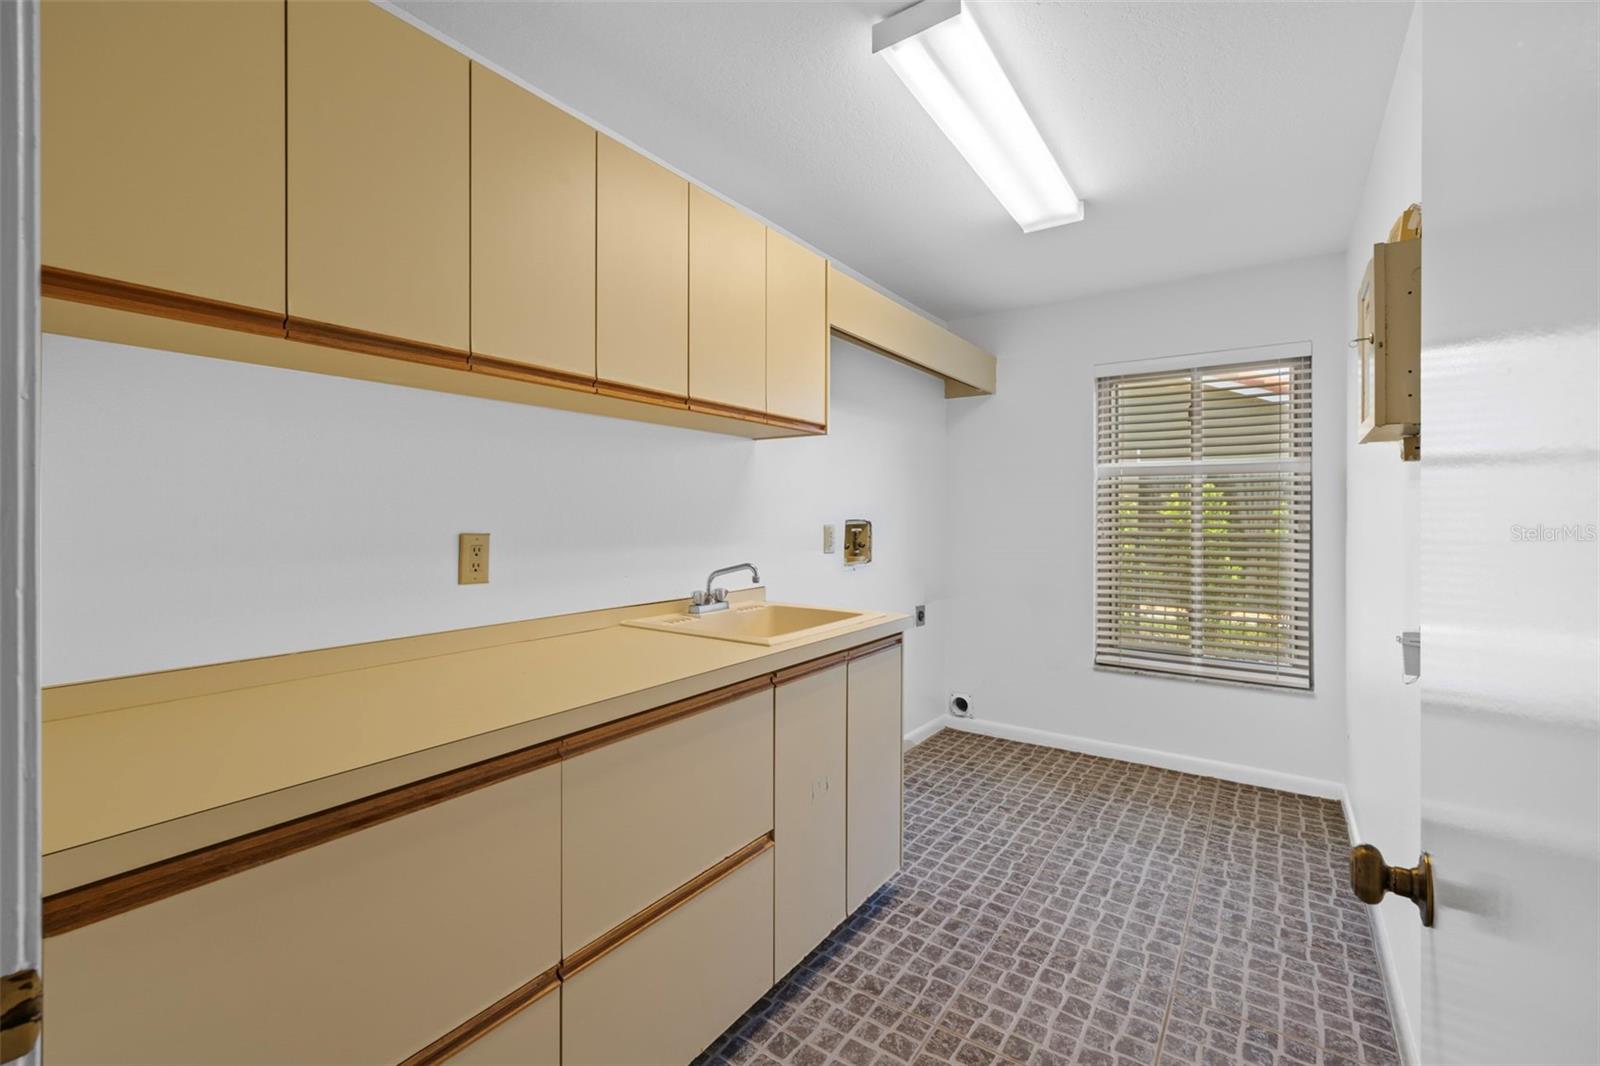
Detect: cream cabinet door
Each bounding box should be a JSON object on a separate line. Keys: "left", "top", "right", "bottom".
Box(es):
{"left": 596, "top": 136, "right": 689, "bottom": 398}
{"left": 846, "top": 645, "right": 904, "bottom": 912}
{"left": 561, "top": 688, "right": 773, "bottom": 952}
{"left": 689, "top": 188, "right": 766, "bottom": 413}
{"left": 287, "top": 0, "right": 469, "bottom": 351}
{"left": 774, "top": 663, "right": 847, "bottom": 979}
{"left": 563, "top": 849, "right": 774, "bottom": 1066}
{"left": 41, "top": 0, "right": 285, "bottom": 313}
{"left": 765, "top": 230, "right": 828, "bottom": 426}
{"left": 44, "top": 767, "right": 561, "bottom": 1066}
{"left": 471, "top": 64, "right": 596, "bottom": 382}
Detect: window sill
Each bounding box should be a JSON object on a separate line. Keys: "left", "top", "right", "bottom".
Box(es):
{"left": 1093, "top": 663, "right": 1315, "bottom": 695}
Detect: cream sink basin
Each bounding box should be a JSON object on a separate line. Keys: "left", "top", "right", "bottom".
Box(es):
{"left": 623, "top": 603, "right": 877, "bottom": 647}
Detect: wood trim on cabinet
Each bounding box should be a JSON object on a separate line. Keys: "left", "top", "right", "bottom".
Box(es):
{"left": 286, "top": 316, "right": 470, "bottom": 371}
{"left": 40, "top": 270, "right": 821, "bottom": 437}
{"left": 847, "top": 635, "right": 903, "bottom": 661}
{"left": 399, "top": 964, "right": 561, "bottom": 1066}
{"left": 688, "top": 397, "right": 768, "bottom": 424}
{"left": 42, "top": 739, "right": 562, "bottom": 937}
{"left": 773, "top": 650, "right": 850, "bottom": 686}
{"left": 41, "top": 266, "right": 286, "bottom": 337}
{"left": 469, "top": 352, "right": 598, "bottom": 395}
{"left": 695, "top": 400, "right": 827, "bottom": 435}
{"left": 763, "top": 412, "right": 827, "bottom": 435}
{"left": 559, "top": 833, "right": 774, "bottom": 980}
{"left": 595, "top": 377, "right": 690, "bottom": 410}
{"left": 559, "top": 674, "right": 773, "bottom": 760}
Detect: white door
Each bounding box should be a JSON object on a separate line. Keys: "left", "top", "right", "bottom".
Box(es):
{"left": 1, "top": 4, "right": 43, "bottom": 1066}
{"left": 1419, "top": 4, "right": 1598, "bottom": 1063}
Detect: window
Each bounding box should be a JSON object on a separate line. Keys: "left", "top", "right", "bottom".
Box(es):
{"left": 1094, "top": 352, "right": 1313, "bottom": 689}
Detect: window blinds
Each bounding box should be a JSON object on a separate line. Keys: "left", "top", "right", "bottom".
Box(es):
{"left": 1094, "top": 355, "right": 1313, "bottom": 689}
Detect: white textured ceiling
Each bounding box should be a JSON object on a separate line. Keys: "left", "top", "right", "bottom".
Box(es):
{"left": 397, "top": 1, "right": 1412, "bottom": 321}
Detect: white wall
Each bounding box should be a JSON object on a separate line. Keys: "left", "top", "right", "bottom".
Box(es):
{"left": 39, "top": 333, "right": 950, "bottom": 736}
{"left": 1341, "top": 5, "right": 1421, "bottom": 1062}
{"left": 944, "top": 254, "right": 1347, "bottom": 791}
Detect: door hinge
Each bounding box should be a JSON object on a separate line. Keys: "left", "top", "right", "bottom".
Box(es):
{"left": 0, "top": 969, "right": 41, "bottom": 1063}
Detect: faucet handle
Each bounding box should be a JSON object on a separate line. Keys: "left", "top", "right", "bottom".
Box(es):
{"left": 691, "top": 590, "right": 707, "bottom": 606}
{"left": 712, "top": 588, "right": 727, "bottom": 603}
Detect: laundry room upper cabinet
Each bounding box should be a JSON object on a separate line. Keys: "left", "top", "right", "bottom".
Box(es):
{"left": 470, "top": 64, "right": 597, "bottom": 384}
{"left": 689, "top": 187, "right": 767, "bottom": 415}
{"left": 287, "top": 1, "right": 469, "bottom": 354}
{"left": 41, "top": 0, "right": 285, "bottom": 316}
{"left": 596, "top": 136, "right": 689, "bottom": 399}
{"left": 765, "top": 231, "right": 828, "bottom": 428}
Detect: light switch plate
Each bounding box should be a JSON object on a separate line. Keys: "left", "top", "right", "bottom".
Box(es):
{"left": 822, "top": 524, "right": 836, "bottom": 554}
{"left": 458, "top": 533, "right": 490, "bottom": 584}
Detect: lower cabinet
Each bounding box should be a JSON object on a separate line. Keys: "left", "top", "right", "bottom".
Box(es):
{"left": 448, "top": 987, "right": 561, "bottom": 1066}
{"left": 43, "top": 767, "right": 561, "bottom": 1066}
{"left": 562, "top": 849, "right": 775, "bottom": 1066}
{"left": 773, "top": 661, "right": 847, "bottom": 979}
{"left": 42, "top": 637, "right": 902, "bottom": 1066}
{"left": 847, "top": 643, "right": 905, "bottom": 912}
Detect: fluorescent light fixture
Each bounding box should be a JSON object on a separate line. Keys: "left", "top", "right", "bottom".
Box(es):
{"left": 873, "top": 0, "right": 1082, "bottom": 233}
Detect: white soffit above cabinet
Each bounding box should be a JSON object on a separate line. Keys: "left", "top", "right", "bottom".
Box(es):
{"left": 395, "top": 1, "right": 1412, "bottom": 320}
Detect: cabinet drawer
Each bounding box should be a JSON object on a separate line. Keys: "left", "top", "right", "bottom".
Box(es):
{"left": 563, "top": 847, "right": 774, "bottom": 1066}
{"left": 446, "top": 985, "right": 559, "bottom": 1066}
{"left": 562, "top": 686, "right": 773, "bottom": 951}
{"left": 44, "top": 766, "right": 560, "bottom": 1066}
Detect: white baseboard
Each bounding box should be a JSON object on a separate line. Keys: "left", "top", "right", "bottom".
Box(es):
{"left": 943, "top": 716, "right": 1343, "bottom": 800}
{"left": 1340, "top": 794, "right": 1421, "bottom": 1066}
{"left": 902, "top": 716, "right": 947, "bottom": 751}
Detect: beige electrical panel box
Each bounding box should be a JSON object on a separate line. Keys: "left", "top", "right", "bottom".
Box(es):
{"left": 1356, "top": 237, "right": 1421, "bottom": 449}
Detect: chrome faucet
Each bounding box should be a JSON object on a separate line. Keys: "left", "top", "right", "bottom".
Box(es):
{"left": 691, "top": 563, "right": 761, "bottom": 614}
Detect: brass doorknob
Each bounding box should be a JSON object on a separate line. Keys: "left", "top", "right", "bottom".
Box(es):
{"left": 1, "top": 969, "right": 42, "bottom": 1064}
{"left": 1349, "top": 844, "right": 1435, "bottom": 926}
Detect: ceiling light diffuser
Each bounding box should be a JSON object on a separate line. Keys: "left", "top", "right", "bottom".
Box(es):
{"left": 873, "top": 0, "right": 1082, "bottom": 233}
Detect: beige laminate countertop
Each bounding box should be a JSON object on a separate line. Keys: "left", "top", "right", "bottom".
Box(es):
{"left": 43, "top": 591, "right": 905, "bottom": 891}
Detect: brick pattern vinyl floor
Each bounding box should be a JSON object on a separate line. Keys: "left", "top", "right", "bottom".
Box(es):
{"left": 697, "top": 729, "right": 1400, "bottom": 1066}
